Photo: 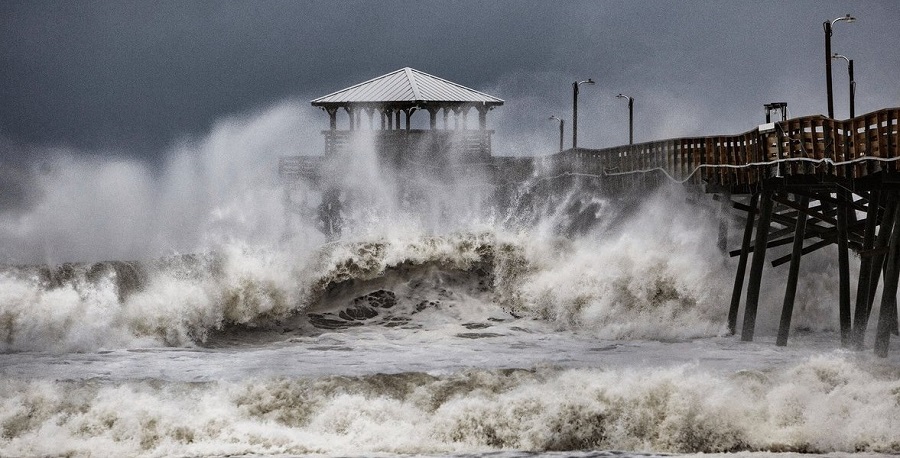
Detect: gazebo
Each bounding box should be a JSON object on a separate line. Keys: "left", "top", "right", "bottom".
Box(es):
{"left": 311, "top": 67, "right": 503, "bottom": 160}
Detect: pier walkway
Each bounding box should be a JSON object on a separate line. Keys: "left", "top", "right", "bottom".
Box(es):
{"left": 544, "top": 107, "right": 900, "bottom": 356}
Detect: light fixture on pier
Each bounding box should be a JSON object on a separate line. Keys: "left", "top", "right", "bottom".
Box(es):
{"left": 572, "top": 78, "right": 595, "bottom": 149}
{"left": 616, "top": 94, "right": 634, "bottom": 145}
{"left": 549, "top": 116, "right": 565, "bottom": 152}
{"left": 832, "top": 53, "right": 856, "bottom": 118}
{"left": 824, "top": 14, "right": 856, "bottom": 118}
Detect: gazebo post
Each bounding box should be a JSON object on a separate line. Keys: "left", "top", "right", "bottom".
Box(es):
{"left": 365, "top": 107, "right": 375, "bottom": 130}
{"left": 428, "top": 107, "right": 439, "bottom": 129}
{"left": 344, "top": 106, "right": 354, "bottom": 131}
{"left": 326, "top": 107, "right": 338, "bottom": 130}
{"left": 477, "top": 105, "right": 488, "bottom": 130}
{"left": 404, "top": 108, "right": 415, "bottom": 130}
{"left": 443, "top": 108, "right": 449, "bottom": 130}
{"left": 395, "top": 110, "right": 401, "bottom": 130}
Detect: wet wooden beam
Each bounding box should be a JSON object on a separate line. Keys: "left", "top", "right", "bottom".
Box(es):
{"left": 728, "top": 193, "right": 759, "bottom": 335}
{"left": 742, "top": 189, "right": 774, "bottom": 342}
{"left": 837, "top": 191, "right": 852, "bottom": 346}
{"left": 875, "top": 202, "right": 900, "bottom": 357}
{"left": 852, "top": 190, "right": 881, "bottom": 349}
{"left": 777, "top": 194, "right": 809, "bottom": 346}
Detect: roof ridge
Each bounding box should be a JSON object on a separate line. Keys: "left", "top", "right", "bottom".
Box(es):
{"left": 311, "top": 68, "right": 407, "bottom": 103}
{"left": 404, "top": 67, "right": 422, "bottom": 100}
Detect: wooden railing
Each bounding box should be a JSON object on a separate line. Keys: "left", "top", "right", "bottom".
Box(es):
{"left": 544, "top": 108, "right": 900, "bottom": 193}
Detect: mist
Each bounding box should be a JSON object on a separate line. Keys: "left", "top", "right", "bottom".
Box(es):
{"left": 0, "top": 100, "right": 321, "bottom": 264}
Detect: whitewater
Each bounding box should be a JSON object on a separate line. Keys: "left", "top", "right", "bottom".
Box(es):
{"left": 1, "top": 102, "right": 899, "bottom": 457}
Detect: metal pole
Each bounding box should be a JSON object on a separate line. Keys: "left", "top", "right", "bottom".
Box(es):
{"left": 572, "top": 82, "right": 579, "bottom": 149}
{"left": 825, "top": 15, "right": 856, "bottom": 118}
{"left": 572, "top": 79, "right": 595, "bottom": 149}
{"left": 849, "top": 59, "right": 855, "bottom": 118}
{"left": 559, "top": 119, "right": 565, "bottom": 152}
{"left": 825, "top": 21, "right": 834, "bottom": 118}
{"left": 628, "top": 97, "right": 634, "bottom": 145}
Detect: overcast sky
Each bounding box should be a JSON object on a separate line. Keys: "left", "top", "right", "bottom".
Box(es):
{"left": 2, "top": 0, "right": 899, "bottom": 161}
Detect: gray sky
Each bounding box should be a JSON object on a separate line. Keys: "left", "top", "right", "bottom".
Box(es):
{"left": 1, "top": 0, "right": 899, "bottom": 160}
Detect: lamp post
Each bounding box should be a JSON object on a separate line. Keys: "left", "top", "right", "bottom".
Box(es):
{"left": 832, "top": 53, "right": 855, "bottom": 118}
{"left": 824, "top": 14, "right": 855, "bottom": 119}
{"left": 572, "top": 78, "right": 595, "bottom": 149}
{"left": 549, "top": 116, "right": 564, "bottom": 152}
{"left": 616, "top": 94, "right": 634, "bottom": 145}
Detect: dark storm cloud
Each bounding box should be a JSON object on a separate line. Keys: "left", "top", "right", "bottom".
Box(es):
{"left": 1, "top": 0, "right": 899, "bottom": 159}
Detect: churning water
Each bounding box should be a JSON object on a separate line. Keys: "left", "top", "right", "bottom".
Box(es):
{"left": 1, "top": 102, "right": 899, "bottom": 457}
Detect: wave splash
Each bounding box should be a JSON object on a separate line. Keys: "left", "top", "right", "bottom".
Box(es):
{"left": 0, "top": 204, "right": 733, "bottom": 352}
{"left": 2, "top": 356, "right": 898, "bottom": 456}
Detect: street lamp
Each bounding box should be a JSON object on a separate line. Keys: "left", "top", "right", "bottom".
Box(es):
{"left": 824, "top": 14, "right": 856, "bottom": 118}
{"left": 832, "top": 53, "right": 856, "bottom": 118}
{"left": 549, "top": 116, "right": 565, "bottom": 152}
{"left": 616, "top": 94, "right": 634, "bottom": 145}
{"left": 572, "top": 78, "right": 595, "bottom": 149}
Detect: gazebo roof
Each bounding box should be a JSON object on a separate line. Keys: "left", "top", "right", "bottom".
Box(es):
{"left": 311, "top": 67, "right": 504, "bottom": 107}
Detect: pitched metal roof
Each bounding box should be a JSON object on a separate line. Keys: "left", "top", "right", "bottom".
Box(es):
{"left": 311, "top": 67, "right": 504, "bottom": 106}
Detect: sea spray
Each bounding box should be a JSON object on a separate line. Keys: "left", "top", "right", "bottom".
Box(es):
{"left": 2, "top": 357, "right": 899, "bottom": 456}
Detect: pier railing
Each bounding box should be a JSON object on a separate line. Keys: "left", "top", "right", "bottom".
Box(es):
{"left": 545, "top": 108, "right": 900, "bottom": 193}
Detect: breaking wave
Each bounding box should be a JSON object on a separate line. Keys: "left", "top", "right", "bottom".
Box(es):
{"left": 2, "top": 356, "right": 899, "bottom": 456}
{"left": 1, "top": 201, "right": 735, "bottom": 353}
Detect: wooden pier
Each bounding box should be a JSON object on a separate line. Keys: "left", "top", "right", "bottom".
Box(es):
{"left": 544, "top": 107, "right": 900, "bottom": 356}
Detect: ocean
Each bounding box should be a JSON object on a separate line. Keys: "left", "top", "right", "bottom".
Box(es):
{"left": 1, "top": 113, "right": 899, "bottom": 457}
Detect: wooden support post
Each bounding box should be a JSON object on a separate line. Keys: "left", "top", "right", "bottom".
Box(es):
{"left": 837, "top": 191, "right": 852, "bottom": 346}
{"left": 777, "top": 195, "right": 809, "bottom": 346}
{"left": 742, "top": 189, "right": 774, "bottom": 342}
{"left": 852, "top": 190, "right": 880, "bottom": 349}
{"left": 718, "top": 194, "right": 730, "bottom": 253}
{"left": 728, "top": 192, "right": 759, "bottom": 335}
{"left": 875, "top": 204, "right": 900, "bottom": 357}
{"left": 867, "top": 196, "right": 898, "bottom": 317}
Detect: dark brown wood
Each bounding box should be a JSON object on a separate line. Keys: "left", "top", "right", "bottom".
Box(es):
{"left": 852, "top": 191, "right": 881, "bottom": 349}
{"left": 837, "top": 191, "right": 853, "bottom": 346}
{"left": 742, "top": 189, "right": 774, "bottom": 342}
{"left": 875, "top": 204, "right": 900, "bottom": 357}
{"left": 729, "top": 193, "right": 759, "bottom": 335}
{"left": 777, "top": 195, "right": 809, "bottom": 346}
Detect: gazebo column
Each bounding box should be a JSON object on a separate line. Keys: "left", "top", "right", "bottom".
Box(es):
{"left": 461, "top": 106, "right": 470, "bottom": 130}
{"left": 452, "top": 107, "right": 462, "bottom": 130}
{"left": 443, "top": 108, "right": 450, "bottom": 130}
{"left": 403, "top": 108, "right": 416, "bottom": 130}
{"left": 395, "top": 110, "right": 401, "bottom": 130}
{"left": 383, "top": 109, "right": 393, "bottom": 130}
{"left": 325, "top": 107, "right": 338, "bottom": 130}
{"left": 427, "top": 107, "right": 439, "bottom": 129}
{"left": 364, "top": 107, "right": 375, "bottom": 130}
{"left": 476, "top": 105, "right": 489, "bottom": 130}
{"left": 344, "top": 106, "right": 355, "bottom": 130}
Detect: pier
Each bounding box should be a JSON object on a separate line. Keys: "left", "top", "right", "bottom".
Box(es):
{"left": 280, "top": 67, "right": 900, "bottom": 357}
{"left": 543, "top": 107, "right": 900, "bottom": 356}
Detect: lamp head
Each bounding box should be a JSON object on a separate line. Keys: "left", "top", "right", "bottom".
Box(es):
{"left": 832, "top": 14, "right": 856, "bottom": 26}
